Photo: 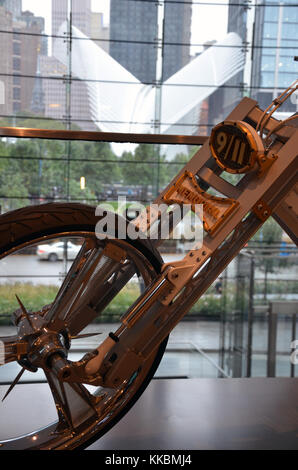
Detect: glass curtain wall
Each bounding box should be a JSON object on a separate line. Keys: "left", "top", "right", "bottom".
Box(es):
{"left": 0, "top": 0, "right": 297, "bottom": 380}
{"left": 0, "top": 0, "right": 297, "bottom": 210}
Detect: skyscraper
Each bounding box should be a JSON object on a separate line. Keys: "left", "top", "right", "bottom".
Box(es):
{"left": 91, "top": 12, "right": 109, "bottom": 54}
{"left": 163, "top": 0, "right": 192, "bottom": 81}
{"left": 208, "top": 0, "right": 298, "bottom": 128}
{"left": 109, "top": 0, "right": 192, "bottom": 84}
{"left": 109, "top": 0, "right": 158, "bottom": 84}
{"left": 0, "top": 3, "right": 44, "bottom": 118}
{"left": 52, "top": 0, "right": 91, "bottom": 37}
{"left": 250, "top": 0, "right": 298, "bottom": 115}
{"left": 0, "top": 0, "right": 21, "bottom": 19}
{"left": 50, "top": 0, "right": 96, "bottom": 130}
{"left": 205, "top": 1, "right": 247, "bottom": 128}
{"left": 0, "top": 5, "right": 13, "bottom": 116}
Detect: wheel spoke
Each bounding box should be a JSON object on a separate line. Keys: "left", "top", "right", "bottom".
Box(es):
{"left": 45, "top": 370, "right": 98, "bottom": 431}
{"left": 45, "top": 240, "right": 124, "bottom": 332}
{"left": 15, "top": 295, "right": 36, "bottom": 330}
{"left": 45, "top": 242, "right": 136, "bottom": 335}
{"left": 43, "top": 239, "right": 98, "bottom": 325}
{"left": 66, "top": 261, "right": 136, "bottom": 335}
{"left": 2, "top": 367, "right": 26, "bottom": 402}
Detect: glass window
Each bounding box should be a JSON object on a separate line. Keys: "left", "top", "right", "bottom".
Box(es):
{"left": 278, "top": 72, "right": 298, "bottom": 88}
{"left": 283, "top": 6, "right": 298, "bottom": 23}
{"left": 264, "top": 7, "right": 279, "bottom": 23}
{"left": 13, "top": 101, "right": 21, "bottom": 113}
{"left": 264, "top": 22, "right": 278, "bottom": 39}
{"left": 262, "top": 38, "right": 277, "bottom": 55}
{"left": 261, "top": 55, "right": 275, "bottom": 72}
{"left": 13, "top": 75, "right": 21, "bottom": 85}
{"left": 13, "top": 41, "right": 21, "bottom": 56}
{"left": 261, "top": 71, "right": 275, "bottom": 88}
{"left": 13, "top": 57, "right": 21, "bottom": 71}
{"left": 13, "top": 87, "right": 20, "bottom": 100}
{"left": 282, "top": 23, "right": 297, "bottom": 39}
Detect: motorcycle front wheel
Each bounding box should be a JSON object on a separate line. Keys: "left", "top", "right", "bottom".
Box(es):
{"left": 0, "top": 203, "right": 168, "bottom": 450}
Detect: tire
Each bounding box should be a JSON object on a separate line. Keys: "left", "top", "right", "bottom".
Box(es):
{"left": 48, "top": 253, "right": 58, "bottom": 262}
{"left": 0, "top": 202, "right": 168, "bottom": 450}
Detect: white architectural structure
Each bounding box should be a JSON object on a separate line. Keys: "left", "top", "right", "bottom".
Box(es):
{"left": 53, "top": 24, "right": 245, "bottom": 135}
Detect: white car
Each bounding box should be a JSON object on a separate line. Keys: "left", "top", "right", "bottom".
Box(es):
{"left": 37, "top": 241, "right": 81, "bottom": 262}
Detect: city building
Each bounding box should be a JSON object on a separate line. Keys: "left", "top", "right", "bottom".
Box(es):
{"left": 204, "top": 0, "right": 298, "bottom": 130}
{"left": 250, "top": 0, "right": 298, "bottom": 116}
{"left": 109, "top": 0, "right": 158, "bottom": 84}
{"left": 39, "top": 54, "right": 96, "bottom": 131}
{"left": 54, "top": 27, "right": 244, "bottom": 135}
{"left": 0, "top": 0, "right": 21, "bottom": 19}
{"left": 202, "top": 1, "right": 248, "bottom": 130}
{"left": 0, "top": 3, "right": 43, "bottom": 118}
{"left": 52, "top": 0, "right": 91, "bottom": 37}
{"left": 38, "top": 55, "right": 66, "bottom": 121}
{"left": 50, "top": 0, "right": 96, "bottom": 130}
{"left": 91, "top": 12, "right": 109, "bottom": 54}
{"left": 109, "top": 0, "right": 191, "bottom": 84}
{"left": 30, "top": 56, "right": 45, "bottom": 115}
{"left": 162, "top": 0, "right": 192, "bottom": 81}
{"left": 0, "top": 6, "right": 13, "bottom": 116}
{"left": 12, "top": 13, "right": 43, "bottom": 114}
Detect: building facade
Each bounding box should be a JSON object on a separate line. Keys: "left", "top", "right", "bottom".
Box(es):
{"left": 206, "top": 0, "right": 298, "bottom": 130}
{"left": 0, "top": 4, "right": 43, "bottom": 119}
{"left": 109, "top": 0, "right": 158, "bottom": 84}
{"left": 251, "top": 0, "right": 298, "bottom": 115}
{"left": 0, "top": 6, "right": 13, "bottom": 116}
{"left": 109, "top": 0, "right": 191, "bottom": 84}
{"left": 52, "top": 0, "right": 91, "bottom": 37}
{"left": 0, "top": 0, "right": 21, "bottom": 19}
{"left": 50, "top": 0, "right": 96, "bottom": 130}
{"left": 204, "top": 1, "right": 247, "bottom": 129}
{"left": 163, "top": 0, "right": 192, "bottom": 81}
{"left": 91, "top": 12, "right": 109, "bottom": 54}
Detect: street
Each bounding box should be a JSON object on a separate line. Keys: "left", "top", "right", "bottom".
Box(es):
{"left": 0, "top": 253, "right": 185, "bottom": 286}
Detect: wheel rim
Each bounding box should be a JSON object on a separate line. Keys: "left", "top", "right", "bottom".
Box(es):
{"left": 0, "top": 231, "right": 164, "bottom": 450}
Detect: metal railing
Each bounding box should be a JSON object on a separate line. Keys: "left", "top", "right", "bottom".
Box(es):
{"left": 0, "top": 127, "right": 208, "bottom": 145}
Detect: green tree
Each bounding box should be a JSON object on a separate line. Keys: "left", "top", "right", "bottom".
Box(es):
{"left": 0, "top": 114, "right": 121, "bottom": 204}
{"left": 67, "top": 179, "right": 94, "bottom": 201}
{"left": 120, "top": 144, "right": 168, "bottom": 197}
{"left": 165, "top": 152, "right": 190, "bottom": 183}
{"left": 253, "top": 218, "right": 283, "bottom": 300}
{"left": 0, "top": 170, "right": 29, "bottom": 211}
{"left": 69, "top": 141, "right": 120, "bottom": 199}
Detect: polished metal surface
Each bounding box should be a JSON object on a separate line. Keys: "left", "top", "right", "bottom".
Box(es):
{"left": 0, "top": 127, "right": 208, "bottom": 145}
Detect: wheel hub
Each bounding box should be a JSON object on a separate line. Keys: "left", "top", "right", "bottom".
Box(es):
{"left": 13, "top": 299, "right": 70, "bottom": 375}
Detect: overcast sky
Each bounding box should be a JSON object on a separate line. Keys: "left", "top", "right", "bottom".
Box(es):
{"left": 22, "top": 0, "right": 228, "bottom": 55}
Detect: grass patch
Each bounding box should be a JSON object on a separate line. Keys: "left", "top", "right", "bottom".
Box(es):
{"left": 100, "top": 283, "right": 140, "bottom": 317}
{"left": 0, "top": 282, "right": 142, "bottom": 325}
{"left": 0, "top": 283, "right": 58, "bottom": 324}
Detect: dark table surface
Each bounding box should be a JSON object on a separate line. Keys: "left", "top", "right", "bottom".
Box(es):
{"left": 1, "top": 377, "right": 298, "bottom": 450}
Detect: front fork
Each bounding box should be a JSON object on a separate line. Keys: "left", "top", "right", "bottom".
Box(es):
{"left": 58, "top": 268, "right": 172, "bottom": 388}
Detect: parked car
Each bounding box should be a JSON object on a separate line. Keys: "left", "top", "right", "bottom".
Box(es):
{"left": 37, "top": 241, "right": 81, "bottom": 262}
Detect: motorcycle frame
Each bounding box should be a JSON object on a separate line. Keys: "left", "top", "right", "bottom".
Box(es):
{"left": 0, "top": 95, "right": 297, "bottom": 389}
